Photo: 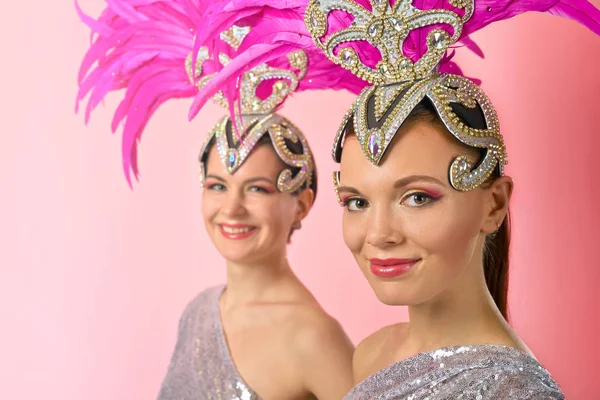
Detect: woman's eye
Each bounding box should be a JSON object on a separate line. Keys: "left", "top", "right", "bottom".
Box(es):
{"left": 248, "top": 186, "right": 271, "bottom": 193}
{"left": 403, "top": 192, "right": 434, "bottom": 207}
{"left": 207, "top": 183, "right": 226, "bottom": 191}
{"left": 343, "top": 198, "right": 369, "bottom": 212}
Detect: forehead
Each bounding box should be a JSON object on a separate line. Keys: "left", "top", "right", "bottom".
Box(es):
{"left": 205, "top": 140, "right": 286, "bottom": 180}
{"left": 340, "top": 120, "right": 466, "bottom": 184}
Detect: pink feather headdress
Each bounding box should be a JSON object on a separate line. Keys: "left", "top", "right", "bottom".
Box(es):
{"left": 76, "top": 0, "right": 366, "bottom": 185}
{"left": 76, "top": 0, "right": 210, "bottom": 184}
{"left": 288, "top": 0, "right": 600, "bottom": 192}
{"left": 186, "top": 0, "right": 480, "bottom": 119}
{"left": 192, "top": 0, "right": 600, "bottom": 111}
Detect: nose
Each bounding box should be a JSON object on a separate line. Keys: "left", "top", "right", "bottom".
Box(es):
{"left": 220, "top": 189, "right": 246, "bottom": 218}
{"left": 365, "top": 204, "right": 403, "bottom": 248}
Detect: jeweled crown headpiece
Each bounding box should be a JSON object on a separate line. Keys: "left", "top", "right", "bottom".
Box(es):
{"left": 304, "top": 0, "right": 600, "bottom": 193}
{"left": 306, "top": 0, "right": 502, "bottom": 191}
{"left": 182, "top": 0, "right": 379, "bottom": 193}
{"left": 188, "top": 26, "right": 314, "bottom": 193}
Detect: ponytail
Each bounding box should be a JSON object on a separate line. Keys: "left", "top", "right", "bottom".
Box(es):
{"left": 483, "top": 211, "right": 511, "bottom": 320}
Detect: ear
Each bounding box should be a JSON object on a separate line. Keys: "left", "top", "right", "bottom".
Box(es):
{"left": 482, "top": 176, "right": 513, "bottom": 235}
{"left": 294, "top": 188, "right": 315, "bottom": 223}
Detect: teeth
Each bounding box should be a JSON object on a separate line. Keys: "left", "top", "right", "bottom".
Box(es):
{"left": 222, "top": 226, "right": 253, "bottom": 234}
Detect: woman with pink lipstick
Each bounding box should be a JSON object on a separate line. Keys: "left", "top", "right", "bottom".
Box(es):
{"left": 179, "top": 113, "right": 356, "bottom": 400}
{"left": 302, "top": 0, "right": 600, "bottom": 398}
{"left": 76, "top": 0, "right": 364, "bottom": 398}
{"left": 160, "top": 69, "right": 358, "bottom": 398}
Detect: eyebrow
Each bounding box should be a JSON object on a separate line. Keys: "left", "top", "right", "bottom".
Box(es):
{"left": 336, "top": 185, "right": 360, "bottom": 195}
{"left": 337, "top": 175, "right": 444, "bottom": 194}
{"left": 205, "top": 174, "right": 276, "bottom": 186}
{"left": 393, "top": 175, "right": 444, "bottom": 188}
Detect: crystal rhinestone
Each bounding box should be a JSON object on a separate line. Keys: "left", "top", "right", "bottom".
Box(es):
{"left": 228, "top": 150, "right": 237, "bottom": 169}
{"left": 373, "top": 0, "right": 386, "bottom": 7}
{"left": 367, "top": 21, "right": 383, "bottom": 38}
{"left": 232, "top": 26, "right": 250, "bottom": 41}
{"left": 311, "top": 14, "right": 320, "bottom": 29}
{"left": 398, "top": 58, "right": 411, "bottom": 71}
{"left": 379, "top": 63, "right": 393, "bottom": 78}
{"left": 368, "top": 132, "right": 380, "bottom": 156}
{"left": 430, "top": 32, "right": 448, "bottom": 49}
{"left": 341, "top": 49, "right": 355, "bottom": 66}
{"left": 388, "top": 17, "right": 405, "bottom": 33}
{"left": 457, "top": 159, "right": 469, "bottom": 173}
{"left": 248, "top": 72, "right": 258, "bottom": 83}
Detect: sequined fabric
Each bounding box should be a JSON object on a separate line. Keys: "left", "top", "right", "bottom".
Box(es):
{"left": 157, "top": 286, "right": 260, "bottom": 400}
{"left": 344, "top": 345, "right": 564, "bottom": 399}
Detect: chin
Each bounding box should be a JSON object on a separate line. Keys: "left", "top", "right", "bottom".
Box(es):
{"left": 373, "top": 289, "right": 411, "bottom": 306}
{"left": 214, "top": 240, "right": 279, "bottom": 265}
{"left": 367, "top": 279, "right": 419, "bottom": 306}
{"left": 210, "top": 237, "right": 251, "bottom": 261}
{"left": 222, "top": 249, "right": 269, "bottom": 265}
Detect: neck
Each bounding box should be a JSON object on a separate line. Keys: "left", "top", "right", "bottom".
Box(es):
{"left": 404, "top": 260, "right": 507, "bottom": 353}
{"left": 222, "top": 251, "right": 296, "bottom": 308}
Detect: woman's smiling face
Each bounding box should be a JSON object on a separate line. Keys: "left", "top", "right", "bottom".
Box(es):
{"left": 337, "top": 118, "right": 496, "bottom": 306}
{"left": 202, "top": 142, "right": 311, "bottom": 264}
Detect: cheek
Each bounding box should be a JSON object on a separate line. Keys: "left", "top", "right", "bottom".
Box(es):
{"left": 406, "top": 200, "right": 483, "bottom": 264}
{"left": 249, "top": 196, "right": 295, "bottom": 231}
{"left": 200, "top": 194, "right": 222, "bottom": 241}
{"left": 342, "top": 212, "right": 366, "bottom": 254}
{"left": 200, "top": 193, "right": 217, "bottom": 221}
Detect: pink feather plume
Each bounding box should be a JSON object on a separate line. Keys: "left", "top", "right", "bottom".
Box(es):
{"left": 76, "top": 0, "right": 600, "bottom": 185}
{"left": 194, "top": 0, "right": 600, "bottom": 112}
{"left": 187, "top": 0, "right": 370, "bottom": 120}
{"left": 187, "top": 0, "right": 486, "bottom": 121}
{"left": 76, "top": 0, "right": 204, "bottom": 185}
{"left": 462, "top": 0, "right": 600, "bottom": 36}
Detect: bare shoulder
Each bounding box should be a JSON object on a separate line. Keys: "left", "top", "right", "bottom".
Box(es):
{"left": 353, "top": 322, "right": 408, "bottom": 383}
{"left": 287, "top": 304, "right": 354, "bottom": 358}
{"left": 285, "top": 304, "right": 355, "bottom": 399}
{"left": 270, "top": 281, "right": 354, "bottom": 357}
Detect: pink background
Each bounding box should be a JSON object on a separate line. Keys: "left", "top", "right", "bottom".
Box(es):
{"left": 2, "top": 1, "right": 599, "bottom": 399}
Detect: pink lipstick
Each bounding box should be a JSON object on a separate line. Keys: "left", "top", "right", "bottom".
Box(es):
{"left": 369, "top": 258, "right": 420, "bottom": 278}
{"left": 219, "top": 223, "right": 257, "bottom": 240}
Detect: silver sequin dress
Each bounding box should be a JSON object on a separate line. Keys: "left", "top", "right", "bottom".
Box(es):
{"left": 157, "top": 286, "right": 260, "bottom": 400}
{"left": 344, "top": 345, "right": 564, "bottom": 399}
